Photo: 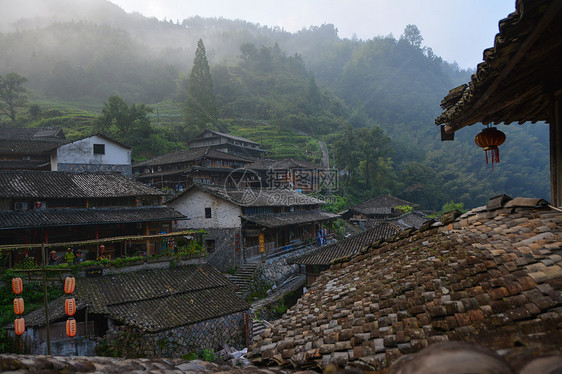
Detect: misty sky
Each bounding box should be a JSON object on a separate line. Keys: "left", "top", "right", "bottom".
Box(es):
{"left": 110, "top": 0, "right": 515, "bottom": 69}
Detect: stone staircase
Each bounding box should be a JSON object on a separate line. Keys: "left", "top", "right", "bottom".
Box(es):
{"left": 251, "top": 318, "right": 271, "bottom": 339}
{"left": 228, "top": 262, "right": 260, "bottom": 297}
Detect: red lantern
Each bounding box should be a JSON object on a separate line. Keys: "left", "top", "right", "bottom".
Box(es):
{"left": 64, "top": 277, "right": 76, "bottom": 294}
{"left": 14, "top": 317, "right": 25, "bottom": 336}
{"left": 475, "top": 127, "right": 506, "bottom": 165}
{"left": 65, "top": 298, "right": 76, "bottom": 316}
{"left": 66, "top": 318, "right": 77, "bottom": 337}
{"left": 13, "top": 297, "right": 24, "bottom": 315}
{"left": 12, "top": 277, "right": 23, "bottom": 295}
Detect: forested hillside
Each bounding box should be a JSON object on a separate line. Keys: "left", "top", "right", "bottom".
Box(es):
{"left": 0, "top": 0, "right": 550, "bottom": 210}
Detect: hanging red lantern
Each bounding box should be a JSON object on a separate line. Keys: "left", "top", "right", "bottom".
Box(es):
{"left": 13, "top": 297, "right": 24, "bottom": 315}
{"left": 12, "top": 277, "right": 23, "bottom": 295}
{"left": 475, "top": 127, "right": 506, "bottom": 165}
{"left": 66, "top": 318, "right": 77, "bottom": 337}
{"left": 64, "top": 276, "right": 76, "bottom": 294}
{"left": 14, "top": 317, "right": 25, "bottom": 336}
{"left": 65, "top": 298, "right": 76, "bottom": 316}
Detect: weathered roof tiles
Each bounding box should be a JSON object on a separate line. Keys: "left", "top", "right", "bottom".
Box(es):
{"left": 249, "top": 197, "right": 562, "bottom": 371}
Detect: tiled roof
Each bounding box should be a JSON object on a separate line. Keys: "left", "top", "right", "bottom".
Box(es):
{"left": 0, "top": 160, "right": 50, "bottom": 170}
{"left": 242, "top": 210, "right": 339, "bottom": 229}
{"left": 0, "top": 126, "right": 66, "bottom": 140}
{"left": 0, "top": 171, "right": 162, "bottom": 199}
{"left": 349, "top": 195, "right": 417, "bottom": 216}
{"left": 191, "top": 130, "right": 261, "bottom": 146}
{"left": 250, "top": 197, "right": 562, "bottom": 371}
{"left": 134, "top": 147, "right": 251, "bottom": 168}
{"left": 0, "top": 139, "right": 68, "bottom": 155}
{"left": 0, "top": 206, "right": 185, "bottom": 229}
{"left": 168, "top": 183, "right": 325, "bottom": 207}
{"left": 248, "top": 158, "right": 323, "bottom": 171}
{"left": 288, "top": 222, "right": 400, "bottom": 266}
{"left": 389, "top": 211, "right": 430, "bottom": 230}
{"left": 22, "top": 265, "right": 250, "bottom": 332}
{"left": 435, "top": 0, "right": 562, "bottom": 131}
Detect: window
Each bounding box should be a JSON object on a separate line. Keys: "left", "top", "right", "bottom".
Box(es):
{"left": 205, "top": 207, "right": 212, "bottom": 218}
{"left": 93, "top": 144, "right": 105, "bottom": 155}
{"left": 205, "top": 240, "right": 215, "bottom": 253}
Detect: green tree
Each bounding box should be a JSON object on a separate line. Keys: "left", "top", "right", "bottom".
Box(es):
{"left": 400, "top": 24, "right": 423, "bottom": 48}
{"left": 97, "top": 95, "right": 153, "bottom": 151}
{"left": 183, "top": 39, "right": 218, "bottom": 139}
{"left": 0, "top": 73, "right": 29, "bottom": 122}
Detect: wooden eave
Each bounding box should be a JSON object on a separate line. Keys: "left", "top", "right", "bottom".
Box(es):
{"left": 435, "top": 0, "right": 562, "bottom": 133}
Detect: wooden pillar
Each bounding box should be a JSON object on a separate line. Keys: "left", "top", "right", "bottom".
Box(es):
{"left": 551, "top": 98, "right": 562, "bottom": 207}
{"left": 145, "top": 223, "right": 151, "bottom": 255}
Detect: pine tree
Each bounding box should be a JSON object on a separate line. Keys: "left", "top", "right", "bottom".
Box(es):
{"left": 183, "top": 39, "right": 218, "bottom": 139}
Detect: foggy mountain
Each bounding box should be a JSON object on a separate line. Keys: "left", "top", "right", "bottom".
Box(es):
{"left": 0, "top": 0, "right": 551, "bottom": 210}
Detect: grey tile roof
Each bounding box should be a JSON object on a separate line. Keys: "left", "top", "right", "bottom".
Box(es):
{"left": 250, "top": 198, "right": 562, "bottom": 370}
{"left": 0, "top": 160, "right": 50, "bottom": 170}
{"left": 0, "top": 126, "right": 66, "bottom": 140}
{"left": 0, "top": 206, "right": 185, "bottom": 229}
{"left": 0, "top": 139, "right": 68, "bottom": 155}
{"left": 134, "top": 147, "right": 251, "bottom": 168}
{"left": 168, "top": 183, "right": 325, "bottom": 207}
{"left": 22, "top": 264, "right": 250, "bottom": 332}
{"left": 248, "top": 158, "right": 323, "bottom": 171}
{"left": 349, "top": 195, "right": 418, "bottom": 216}
{"left": 192, "top": 130, "right": 260, "bottom": 146}
{"left": 288, "top": 222, "right": 400, "bottom": 266}
{"left": 242, "top": 210, "right": 339, "bottom": 228}
{"left": 389, "top": 211, "right": 430, "bottom": 230}
{"left": 0, "top": 170, "right": 163, "bottom": 199}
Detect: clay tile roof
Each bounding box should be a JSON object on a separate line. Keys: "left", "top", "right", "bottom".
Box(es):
{"left": 22, "top": 264, "right": 250, "bottom": 332}
{"left": 0, "top": 126, "right": 66, "bottom": 140}
{"left": 249, "top": 197, "right": 562, "bottom": 371}
{"left": 242, "top": 210, "right": 339, "bottom": 229}
{"left": 0, "top": 206, "right": 185, "bottom": 229}
{"left": 0, "top": 138, "right": 69, "bottom": 155}
{"left": 350, "top": 195, "right": 418, "bottom": 216}
{"left": 288, "top": 222, "right": 400, "bottom": 266}
{"left": 168, "top": 183, "right": 325, "bottom": 207}
{"left": 0, "top": 170, "right": 163, "bottom": 199}
{"left": 248, "top": 158, "right": 323, "bottom": 171}
{"left": 134, "top": 147, "right": 252, "bottom": 168}
{"left": 193, "top": 130, "right": 261, "bottom": 146}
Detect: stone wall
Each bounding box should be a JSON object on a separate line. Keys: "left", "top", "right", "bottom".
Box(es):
{"left": 105, "top": 311, "right": 250, "bottom": 358}
{"left": 260, "top": 245, "right": 314, "bottom": 285}
{"left": 57, "top": 163, "right": 132, "bottom": 177}
{"left": 205, "top": 228, "right": 244, "bottom": 272}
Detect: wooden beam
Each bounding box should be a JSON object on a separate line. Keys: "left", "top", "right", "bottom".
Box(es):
{"left": 551, "top": 98, "right": 562, "bottom": 207}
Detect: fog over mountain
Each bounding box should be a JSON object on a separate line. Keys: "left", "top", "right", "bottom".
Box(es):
{"left": 0, "top": 0, "right": 550, "bottom": 210}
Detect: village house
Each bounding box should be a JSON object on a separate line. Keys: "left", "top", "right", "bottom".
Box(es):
{"left": 166, "top": 183, "right": 339, "bottom": 271}
{"left": 52, "top": 134, "right": 132, "bottom": 177}
{"left": 288, "top": 221, "right": 400, "bottom": 287}
{"left": 0, "top": 127, "right": 68, "bottom": 171}
{"left": 188, "top": 130, "right": 266, "bottom": 159}
{"left": 11, "top": 264, "right": 250, "bottom": 357}
{"left": 0, "top": 170, "right": 185, "bottom": 266}
{"left": 0, "top": 128, "right": 133, "bottom": 177}
{"left": 133, "top": 147, "right": 253, "bottom": 192}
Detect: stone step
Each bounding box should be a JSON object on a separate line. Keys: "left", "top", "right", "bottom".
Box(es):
{"left": 252, "top": 320, "right": 268, "bottom": 339}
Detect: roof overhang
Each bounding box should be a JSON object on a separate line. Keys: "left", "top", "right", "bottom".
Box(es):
{"left": 436, "top": 0, "right": 562, "bottom": 134}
